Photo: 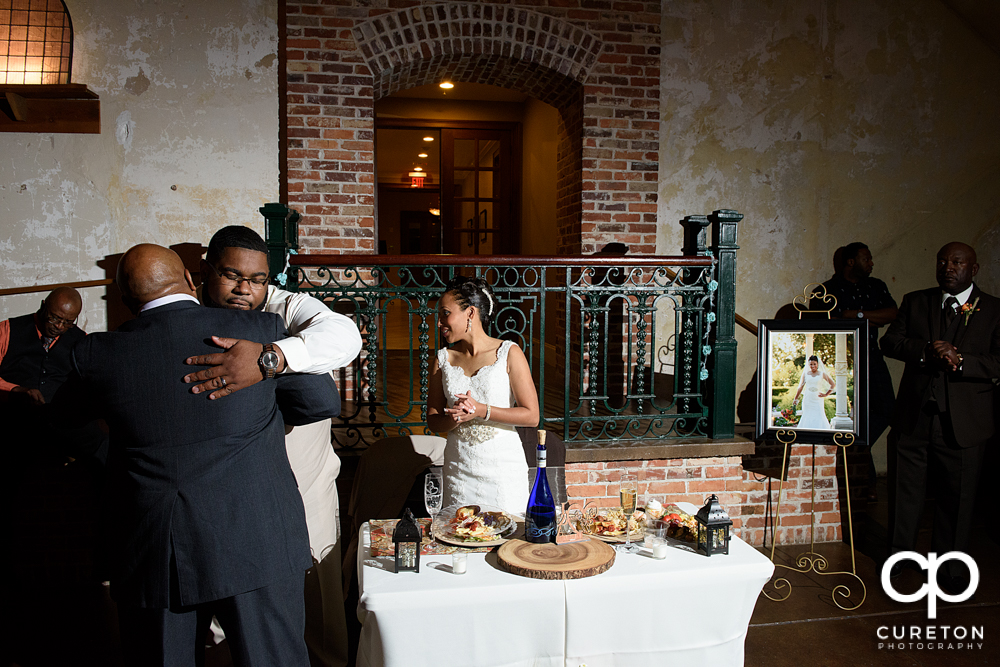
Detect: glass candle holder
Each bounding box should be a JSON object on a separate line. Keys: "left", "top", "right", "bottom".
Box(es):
{"left": 452, "top": 552, "right": 468, "bottom": 574}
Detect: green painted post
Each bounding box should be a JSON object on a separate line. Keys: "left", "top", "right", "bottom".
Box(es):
{"left": 259, "top": 202, "right": 300, "bottom": 289}
{"left": 708, "top": 209, "right": 742, "bottom": 439}
{"left": 680, "top": 215, "right": 711, "bottom": 257}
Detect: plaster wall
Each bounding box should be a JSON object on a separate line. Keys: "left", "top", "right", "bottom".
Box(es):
{"left": 655, "top": 0, "right": 1000, "bottom": 469}
{"left": 0, "top": 0, "right": 279, "bottom": 332}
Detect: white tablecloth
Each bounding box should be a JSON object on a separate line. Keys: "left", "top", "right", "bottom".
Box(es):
{"left": 357, "top": 504, "right": 774, "bottom": 667}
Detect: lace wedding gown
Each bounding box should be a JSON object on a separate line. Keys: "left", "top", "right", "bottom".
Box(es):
{"left": 438, "top": 340, "right": 529, "bottom": 516}
{"left": 797, "top": 372, "right": 831, "bottom": 430}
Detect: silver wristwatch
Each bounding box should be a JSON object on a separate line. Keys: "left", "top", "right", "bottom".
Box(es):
{"left": 258, "top": 343, "right": 280, "bottom": 379}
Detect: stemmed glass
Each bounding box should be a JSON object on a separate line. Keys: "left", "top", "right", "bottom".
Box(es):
{"left": 617, "top": 472, "right": 639, "bottom": 553}
{"left": 424, "top": 466, "right": 443, "bottom": 526}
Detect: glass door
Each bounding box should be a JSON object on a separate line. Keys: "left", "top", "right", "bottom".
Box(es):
{"left": 441, "top": 128, "right": 513, "bottom": 255}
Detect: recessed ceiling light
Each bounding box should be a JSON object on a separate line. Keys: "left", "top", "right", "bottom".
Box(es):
{"left": 413, "top": 167, "right": 423, "bottom": 171}
{"left": 418, "top": 153, "right": 428, "bottom": 158}
{"left": 423, "top": 136, "right": 434, "bottom": 142}
{"left": 439, "top": 81, "right": 454, "bottom": 89}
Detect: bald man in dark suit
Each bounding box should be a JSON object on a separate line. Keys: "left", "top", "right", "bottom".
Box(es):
{"left": 53, "top": 244, "right": 338, "bottom": 666}
{"left": 881, "top": 242, "right": 1000, "bottom": 590}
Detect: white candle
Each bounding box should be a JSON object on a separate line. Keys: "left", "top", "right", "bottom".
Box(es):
{"left": 652, "top": 542, "right": 668, "bottom": 559}
{"left": 452, "top": 552, "right": 468, "bottom": 574}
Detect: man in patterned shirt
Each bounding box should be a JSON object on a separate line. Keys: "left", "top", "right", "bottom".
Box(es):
{"left": 821, "top": 242, "right": 898, "bottom": 500}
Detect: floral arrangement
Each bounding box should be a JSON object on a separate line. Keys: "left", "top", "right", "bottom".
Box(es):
{"left": 961, "top": 297, "right": 980, "bottom": 326}
{"left": 773, "top": 407, "right": 800, "bottom": 427}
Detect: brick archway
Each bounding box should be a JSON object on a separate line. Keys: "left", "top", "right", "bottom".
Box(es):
{"left": 284, "top": 0, "right": 660, "bottom": 255}
{"left": 354, "top": 3, "right": 599, "bottom": 255}
{"left": 353, "top": 3, "right": 604, "bottom": 98}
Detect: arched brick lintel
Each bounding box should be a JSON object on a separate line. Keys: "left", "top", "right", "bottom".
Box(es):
{"left": 353, "top": 2, "right": 604, "bottom": 96}
{"left": 371, "top": 53, "right": 583, "bottom": 113}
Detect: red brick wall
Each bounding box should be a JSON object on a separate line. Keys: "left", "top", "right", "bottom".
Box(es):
{"left": 566, "top": 445, "right": 846, "bottom": 547}
{"left": 283, "top": 0, "right": 660, "bottom": 255}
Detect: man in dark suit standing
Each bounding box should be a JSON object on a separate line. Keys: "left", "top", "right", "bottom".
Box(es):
{"left": 881, "top": 242, "right": 1000, "bottom": 589}
{"left": 53, "top": 244, "right": 338, "bottom": 666}
{"left": 820, "top": 242, "right": 898, "bottom": 501}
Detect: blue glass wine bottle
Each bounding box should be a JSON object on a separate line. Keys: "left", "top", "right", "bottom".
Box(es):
{"left": 524, "top": 430, "right": 556, "bottom": 543}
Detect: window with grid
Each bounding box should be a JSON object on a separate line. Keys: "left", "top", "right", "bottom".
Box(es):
{"left": 0, "top": 0, "right": 72, "bottom": 85}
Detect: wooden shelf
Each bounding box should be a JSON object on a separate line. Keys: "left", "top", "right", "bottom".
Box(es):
{"left": 0, "top": 84, "right": 100, "bottom": 134}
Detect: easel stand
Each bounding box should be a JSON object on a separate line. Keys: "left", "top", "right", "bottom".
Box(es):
{"left": 761, "top": 429, "right": 867, "bottom": 610}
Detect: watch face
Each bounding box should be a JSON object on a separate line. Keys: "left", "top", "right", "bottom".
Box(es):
{"left": 262, "top": 350, "right": 280, "bottom": 369}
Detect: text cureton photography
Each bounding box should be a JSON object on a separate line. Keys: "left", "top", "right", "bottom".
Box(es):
{"left": 877, "top": 624, "right": 983, "bottom": 651}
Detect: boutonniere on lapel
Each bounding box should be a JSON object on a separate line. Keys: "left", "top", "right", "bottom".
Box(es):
{"left": 960, "top": 297, "right": 980, "bottom": 325}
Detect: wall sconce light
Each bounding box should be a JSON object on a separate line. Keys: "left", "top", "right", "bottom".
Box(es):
{"left": 1, "top": 0, "right": 73, "bottom": 85}
{"left": 1, "top": 0, "right": 100, "bottom": 134}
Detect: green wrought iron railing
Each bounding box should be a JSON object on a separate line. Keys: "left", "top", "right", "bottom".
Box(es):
{"left": 261, "top": 204, "right": 742, "bottom": 450}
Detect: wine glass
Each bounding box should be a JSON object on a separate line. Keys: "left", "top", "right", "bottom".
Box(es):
{"left": 424, "top": 466, "right": 443, "bottom": 525}
{"left": 617, "top": 472, "right": 639, "bottom": 553}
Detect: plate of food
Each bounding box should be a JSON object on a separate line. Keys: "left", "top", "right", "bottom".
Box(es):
{"left": 432, "top": 504, "right": 520, "bottom": 547}
{"left": 644, "top": 500, "right": 698, "bottom": 542}
{"left": 574, "top": 507, "right": 645, "bottom": 543}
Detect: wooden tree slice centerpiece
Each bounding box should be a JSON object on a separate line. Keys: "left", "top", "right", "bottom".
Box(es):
{"left": 497, "top": 538, "right": 615, "bottom": 580}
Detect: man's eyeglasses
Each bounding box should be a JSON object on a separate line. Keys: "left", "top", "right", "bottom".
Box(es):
{"left": 206, "top": 263, "right": 270, "bottom": 290}
{"left": 42, "top": 310, "right": 77, "bottom": 328}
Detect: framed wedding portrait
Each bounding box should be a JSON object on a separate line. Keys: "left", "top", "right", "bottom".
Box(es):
{"left": 755, "top": 319, "right": 870, "bottom": 446}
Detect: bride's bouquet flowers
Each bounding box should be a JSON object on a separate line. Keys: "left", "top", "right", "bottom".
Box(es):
{"left": 774, "top": 407, "right": 800, "bottom": 427}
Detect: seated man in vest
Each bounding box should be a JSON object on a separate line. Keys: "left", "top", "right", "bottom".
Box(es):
{"left": 0, "top": 286, "right": 106, "bottom": 461}
{"left": 0, "top": 286, "right": 85, "bottom": 409}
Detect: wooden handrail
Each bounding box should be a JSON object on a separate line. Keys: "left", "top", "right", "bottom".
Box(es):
{"left": 736, "top": 312, "right": 757, "bottom": 336}
{"left": 291, "top": 253, "right": 715, "bottom": 267}
{"left": 0, "top": 278, "right": 112, "bottom": 297}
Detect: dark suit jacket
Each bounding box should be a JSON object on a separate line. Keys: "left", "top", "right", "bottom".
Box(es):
{"left": 880, "top": 285, "right": 1000, "bottom": 448}
{"left": 52, "top": 300, "right": 339, "bottom": 608}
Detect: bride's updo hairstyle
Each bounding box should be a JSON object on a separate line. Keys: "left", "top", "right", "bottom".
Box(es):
{"left": 444, "top": 275, "right": 496, "bottom": 329}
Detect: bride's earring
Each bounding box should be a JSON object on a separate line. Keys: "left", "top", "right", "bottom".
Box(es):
{"left": 466, "top": 318, "right": 472, "bottom": 333}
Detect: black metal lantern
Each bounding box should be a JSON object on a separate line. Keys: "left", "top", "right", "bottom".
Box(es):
{"left": 695, "top": 494, "right": 732, "bottom": 556}
{"left": 393, "top": 508, "right": 422, "bottom": 573}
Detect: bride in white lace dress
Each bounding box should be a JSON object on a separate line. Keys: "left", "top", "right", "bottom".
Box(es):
{"left": 427, "top": 277, "right": 540, "bottom": 516}
{"left": 792, "top": 355, "right": 836, "bottom": 429}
